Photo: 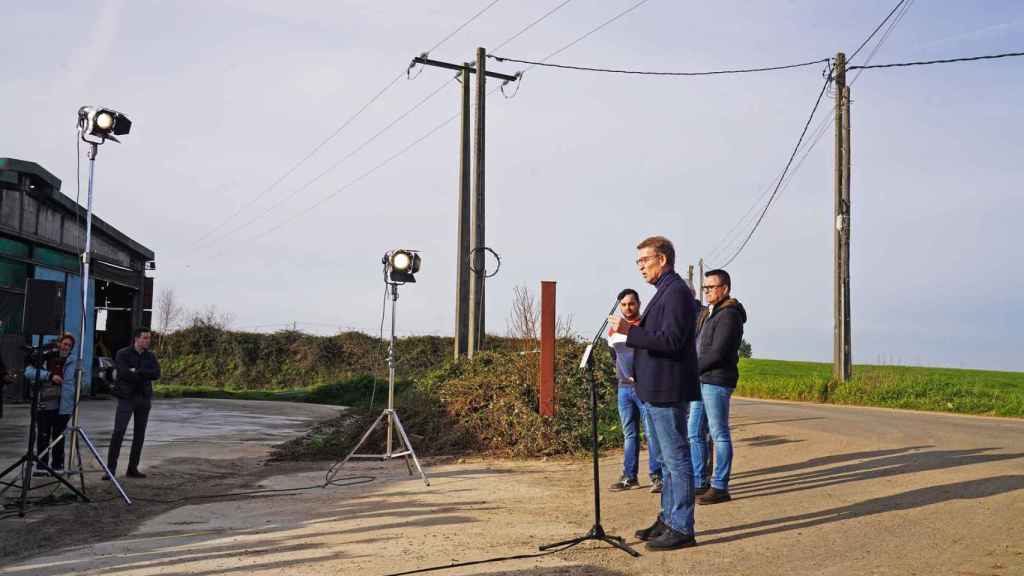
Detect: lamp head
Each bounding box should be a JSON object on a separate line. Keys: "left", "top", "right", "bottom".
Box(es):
{"left": 79, "top": 106, "right": 132, "bottom": 143}
{"left": 385, "top": 249, "right": 421, "bottom": 283}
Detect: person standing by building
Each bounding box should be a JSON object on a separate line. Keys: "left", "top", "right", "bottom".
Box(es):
{"left": 688, "top": 269, "right": 746, "bottom": 504}
{"left": 606, "top": 288, "right": 663, "bottom": 493}
{"left": 25, "top": 333, "right": 77, "bottom": 474}
{"left": 107, "top": 328, "right": 160, "bottom": 479}
{"left": 609, "top": 236, "right": 700, "bottom": 551}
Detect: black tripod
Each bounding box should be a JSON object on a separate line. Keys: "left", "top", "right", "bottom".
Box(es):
{"left": 540, "top": 299, "right": 640, "bottom": 557}
{"left": 0, "top": 362, "right": 89, "bottom": 517}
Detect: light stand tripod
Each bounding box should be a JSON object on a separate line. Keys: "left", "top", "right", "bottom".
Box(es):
{"left": 63, "top": 137, "right": 130, "bottom": 504}
{"left": 0, "top": 354, "right": 90, "bottom": 517}
{"left": 327, "top": 278, "right": 429, "bottom": 486}
{"left": 539, "top": 299, "right": 640, "bottom": 557}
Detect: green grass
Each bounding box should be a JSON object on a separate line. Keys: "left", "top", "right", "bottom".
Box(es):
{"left": 738, "top": 358, "right": 1024, "bottom": 417}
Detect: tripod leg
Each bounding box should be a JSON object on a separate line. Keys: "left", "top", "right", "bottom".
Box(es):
{"left": 600, "top": 535, "right": 642, "bottom": 557}
{"left": 390, "top": 412, "right": 429, "bottom": 486}
{"left": 0, "top": 455, "right": 30, "bottom": 499}
{"left": 76, "top": 428, "right": 130, "bottom": 504}
{"left": 326, "top": 410, "right": 387, "bottom": 483}
{"left": 32, "top": 459, "right": 90, "bottom": 503}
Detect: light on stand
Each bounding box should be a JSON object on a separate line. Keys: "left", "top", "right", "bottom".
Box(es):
{"left": 326, "top": 249, "right": 429, "bottom": 486}
{"left": 78, "top": 106, "right": 132, "bottom": 143}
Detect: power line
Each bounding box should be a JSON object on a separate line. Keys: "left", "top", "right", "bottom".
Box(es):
{"left": 193, "top": 1, "right": 505, "bottom": 247}
{"left": 492, "top": 0, "right": 575, "bottom": 52}
{"left": 849, "top": 0, "right": 908, "bottom": 62}
{"left": 849, "top": 50, "right": 1024, "bottom": 70}
{"left": 195, "top": 78, "right": 454, "bottom": 249}
{"left": 487, "top": 55, "right": 831, "bottom": 76}
{"left": 713, "top": 69, "right": 834, "bottom": 269}
{"left": 427, "top": 0, "right": 503, "bottom": 54}
{"left": 533, "top": 0, "right": 651, "bottom": 66}
{"left": 705, "top": 0, "right": 914, "bottom": 266}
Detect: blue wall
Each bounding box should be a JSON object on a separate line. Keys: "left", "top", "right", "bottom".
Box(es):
{"left": 34, "top": 266, "right": 94, "bottom": 394}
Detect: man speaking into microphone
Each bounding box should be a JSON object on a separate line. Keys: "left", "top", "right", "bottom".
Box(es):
{"left": 608, "top": 235, "right": 700, "bottom": 551}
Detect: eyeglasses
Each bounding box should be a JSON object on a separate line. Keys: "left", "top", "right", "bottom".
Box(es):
{"left": 635, "top": 255, "right": 660, "bottom": 267}
{"left": 702, "top": 284, "right": 723, "bottom": 292}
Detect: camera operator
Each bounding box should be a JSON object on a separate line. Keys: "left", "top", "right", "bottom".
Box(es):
{"left": 106, "top": 328, "right": 160, "bottom": 479}
{"left": 23, "top": 334, "right": 77, "bottom": 475}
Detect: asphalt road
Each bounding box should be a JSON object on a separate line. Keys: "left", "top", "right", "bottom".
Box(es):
{"left": 1, "top": 397, "right": 1022, "bottom": 575}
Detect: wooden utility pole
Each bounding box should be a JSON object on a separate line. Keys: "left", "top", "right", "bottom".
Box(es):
{"left": 687, "top": 264, "right": 695, "bottom": 293}
{"left": 454, "top": 66, "right": 471, "bottom": 359}
{"left": 467, "top": 47, "right": 487, "bottom": 357}
{"left": 833, "top": 52, "right": 852, "bottom": 382}
{"left": 409, "top": 52, "right": 516, "bottom": 360}
{"left": 698, "top": 258, "right": 705, "bottom": 306}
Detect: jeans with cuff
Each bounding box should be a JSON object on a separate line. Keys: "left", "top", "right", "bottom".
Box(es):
{"left": 645, "top": 401, "right": 695, "bottom": 536}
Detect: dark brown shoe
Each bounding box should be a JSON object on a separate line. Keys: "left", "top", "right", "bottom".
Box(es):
{"left": 634, "top": 517, "right": 668, "bottom": 541}
{"left": 698, "top": 487, "right": 731, "bottom": 505}
{"left": 694, "top": 485, "right": 710, "bottom": 496}
{"left": 126, "top": 469, "right": 147, "bottom": 479}
{"left": 645, "top": 526, "right": 697, "bottom": 551}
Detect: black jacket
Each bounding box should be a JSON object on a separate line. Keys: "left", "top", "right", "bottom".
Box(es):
{"left": 696, "top": 298, "right": 747, "bottom": 388}
{"left": 113, "top": 346, "right": 161, "bottom": 399}
{"left": 626, "top": 271, "right": 700, "bottom": 404}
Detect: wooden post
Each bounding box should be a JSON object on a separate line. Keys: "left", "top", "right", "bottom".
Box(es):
{"left": 468, "top": 47, "right": 487, "bottom": 357}
{"left": 833, "top": 52, "right": 852, "bottom": 382}
{"left": 539, "top": 281, "right": 556, "bottom": 416}
{"left": 454, "top": 66, "right": 471, "bottom": 359}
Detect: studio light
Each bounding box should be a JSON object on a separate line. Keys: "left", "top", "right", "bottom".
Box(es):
{"left": 78, "top": 106, "right": 132, "bottom": 143}
{"left": 385, "top": 249, "right": 421, "bottom": 283}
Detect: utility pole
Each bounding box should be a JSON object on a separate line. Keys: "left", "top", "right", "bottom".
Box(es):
{"left": 410, "top": 50, "right": 518, "bottom": 359}
{"left": 698, "top": 258, "right": 705, "bottom": 306}
{"left": 468, "top": 47, "right": 487, "bottom": 357}
{"left": 833, "top": 52, "right": 852, "bottom": 382}
{"left": 454, "top": 65, "right": 471, "bottom": 359}
{"left": 687, "top": 264, "right": 695, "bottom": 294}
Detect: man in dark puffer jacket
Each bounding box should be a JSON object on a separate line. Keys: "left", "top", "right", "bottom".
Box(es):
{"left": 688, "top": 269, "right": 746, "bottom": 504}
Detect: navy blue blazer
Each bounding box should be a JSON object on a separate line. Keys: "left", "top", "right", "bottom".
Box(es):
{"left": 626, "top": 270, "right": 700, "bottom": 404}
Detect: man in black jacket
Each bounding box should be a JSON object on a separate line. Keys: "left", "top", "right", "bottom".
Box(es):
{"left": 107, "top": 328, "right": 161, "bottom": 479}
{"left": 609, "top": 236, "right": 700, "bottom": 551}
{"left": 688, "top": 269, "right": 746, "bottom": 504}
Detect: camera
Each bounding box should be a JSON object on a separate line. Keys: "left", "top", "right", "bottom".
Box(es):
{"left": 22, "top": 343, "right": 60, "bottom": 368}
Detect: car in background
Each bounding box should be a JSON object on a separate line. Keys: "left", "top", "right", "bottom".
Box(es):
{"left": 92, "top": 356, "right": 116, "bottom": 395}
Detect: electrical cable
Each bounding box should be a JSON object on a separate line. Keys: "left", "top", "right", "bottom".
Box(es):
{"left": 849, "top": 50, "right": 1024, "bottom": 70}
{"left": 222, "top": 106, "right": 463, "bottom": 249}
{"left": 195, "top": 77, "right": 455, "bottom": 250}
{"left": 704, "top": 0, "right": 914, "bottom": 267}
{"left": 712, "top": 68, "right": 834, "bottom": 269}
{"left": 427, "top": 0, "right": 503, "bottom": 54}
{"left": 195, "top": 0, "right": 505, "bottom": 248}
{"left": 492, "top": 0, "right": 575, "bottom": 53}
{"left": 88, "top": 474, "right": 376, "bottom": 505}
{"left": 528, "top": 0, "right": 651, "bottom": 68}
{"left": 380, "top": 539, "right": 583, "bottom": 576}
{"left": 488, "top": 55, "right": 832, "bottom": 76}
{"left": 190, "top": 73, "right": 405, "bottom": 248}
{"left": 849, "top": 0, "right": 908, "bottom": 62}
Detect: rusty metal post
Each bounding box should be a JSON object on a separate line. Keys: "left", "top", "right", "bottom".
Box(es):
{"left": 539, "top": 281, "right": 556, "bottom": 416}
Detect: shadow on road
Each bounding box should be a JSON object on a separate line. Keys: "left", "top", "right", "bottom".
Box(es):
{"left": 730, "top": 447, "right": 1023, "bottom": 499}
{"left": 699, "top": 474, "right": 1024, "bottom": 546}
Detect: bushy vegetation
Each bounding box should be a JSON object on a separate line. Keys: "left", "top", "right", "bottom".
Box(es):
{"left": 153, "top": 325, "right": 1024, "bottom": 462}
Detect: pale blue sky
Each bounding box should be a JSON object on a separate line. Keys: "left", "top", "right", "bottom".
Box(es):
{"left": 4, "top": 1, "right": 1022, "bottom": 370}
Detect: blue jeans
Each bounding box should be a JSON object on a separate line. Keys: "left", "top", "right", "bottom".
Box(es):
{"left": 645, "top": 401, "right": 695, "bottom": 536}
{"left": 688, "top": 383, "right": 734, "bottom": 490}
{"left": 617, "top": 386, "right": 662, "bottom": 480}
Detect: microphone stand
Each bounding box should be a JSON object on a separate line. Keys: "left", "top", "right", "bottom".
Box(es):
{"left": 539, "top": 299, "right": 640, "bottom": 557}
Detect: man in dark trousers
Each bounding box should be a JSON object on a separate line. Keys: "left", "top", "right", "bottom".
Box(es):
{"left": 609, "top": 236, "right": 700, "bottom": 551}
{"left": 689, "top": 269, "right": 746, "bottom": 504}
{"left": 107, "top": 328, "right": 160, "bottom": 479}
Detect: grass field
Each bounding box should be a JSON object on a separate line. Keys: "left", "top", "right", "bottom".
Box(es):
{"left": 738, "top": 358, "right": 1024, "bottom": 417}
